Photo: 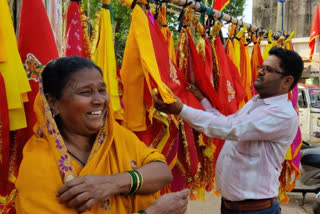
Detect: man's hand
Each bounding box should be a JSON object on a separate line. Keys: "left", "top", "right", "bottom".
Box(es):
{"left": 57, "top": 175, "right": 119, "bottom": 212}
{"left": 153, "top": 92, "right": 183, "bottom": 115}
{"left": 186, "top": 84, "right": 205, "bottom": 102}
{"left": 145, "top": 189, "right": 191, "bottom": 214}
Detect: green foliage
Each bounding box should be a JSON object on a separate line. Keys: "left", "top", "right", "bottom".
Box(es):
{"left": 111, "top": 0, "right": 131, "bottom": 67}
{"left": 81, "top": 0, "right": 102, "bottom": 28}
{"left": 222, "top": 0, "right": 246, "bottom": 17}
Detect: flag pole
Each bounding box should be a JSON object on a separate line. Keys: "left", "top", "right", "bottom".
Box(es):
{"left": 168, "top": 0, "right": 282, "bottom": 38}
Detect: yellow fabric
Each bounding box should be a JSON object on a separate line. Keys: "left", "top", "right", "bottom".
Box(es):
{"left": 250, "top": 35, "right": 262, "bottom": 86}
{"left": 232, "top": 26, "right": 246, "bottom": 108}
{"left": 283, "top": 31, "right": 295, "bottom": 50}
{"left": 15, "top": 92, "right": 166, "bottom": 213}
{"left": 233, "top": 27, "right": 246, "bottom": 72}
{"left": 225, "top": 25, "right": 236, "bottom": 66}
{"left": 240, "top": 29, "right": 252, "bottom": 101}
{"left": 120, "top": 5, "right": 176, "bottom": 131}
{"left": 93, "top": 1, "right": 123, "bottom": 120}
{"left": 0, "top": 21, "right": 7, "bottom": 62}
{"left": 0, "top": 0, "right": 31, "bottom": 130}
{"left": 158, "top": 6, "right": 176, "bottom": 64}
{"left": 262, "top": 30, "right": 275, "bottom": 60}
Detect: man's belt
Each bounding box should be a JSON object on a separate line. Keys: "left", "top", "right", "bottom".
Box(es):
{"left": 223, "top": 197, "right": 278, "bottom": 212}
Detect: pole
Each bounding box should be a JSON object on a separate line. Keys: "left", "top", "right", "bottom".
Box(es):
{"left": 281, "top": 1, "right": 284, "bottom": 33}
{"left": 168, "top": 0, "right": 283, "bottom": 38}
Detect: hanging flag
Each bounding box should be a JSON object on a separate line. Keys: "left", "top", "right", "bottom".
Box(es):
{"left": 93, "top": 0, "right": 123, "bottom": 120}
{"left": 158, "top": 5, "right": 176, "bottom": 64}
{"left": 0, "top": 1, "right": 31, "bottom": 212}
{"left": 65, "top": 0, "right": 85, "bottom": 57}
{"left": 120, "top": 4, "right": 175, "bottom": 131}
{"left": 213, "top": 0, "right": 230, "bottom": 11}
{"left": 239, "top": 27, "right": 252, "bottom": 102}
{"left": 250, "top": 34, "right": 263, "bottom": 97}
{"left": 65, "top": 0, "right": 91, "bottom": 58}
{"left": 309, "top": 3, "right": 320, "bottom": 60}
{"left": 0, "top": 1, "right": 30, "bottom": 132}
{"left": 15, "top": 0, "right": 59, "bottom": 181}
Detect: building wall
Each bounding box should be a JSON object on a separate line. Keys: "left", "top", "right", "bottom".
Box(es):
{"left": 252, "top": 0, "right": 316, "bottom": 38}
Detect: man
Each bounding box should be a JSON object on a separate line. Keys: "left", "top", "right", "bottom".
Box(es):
{"left": 154, "top": 47, "right": 304, "bottom": 214}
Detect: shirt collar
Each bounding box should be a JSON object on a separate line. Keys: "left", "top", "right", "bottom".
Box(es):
{"left": 253, "top": 93, "right": 289, "bottom": 105}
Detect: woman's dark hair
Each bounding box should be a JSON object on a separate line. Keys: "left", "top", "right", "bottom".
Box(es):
{"left": 269, "top": 47, "right": 304, "bottom": 90}
{"left": 42, "top": 56, "right": 102, "bottom": 99}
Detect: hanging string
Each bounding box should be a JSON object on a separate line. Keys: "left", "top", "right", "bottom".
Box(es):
{"left": 177, "top": 0, "right": 192, "bottom": 32}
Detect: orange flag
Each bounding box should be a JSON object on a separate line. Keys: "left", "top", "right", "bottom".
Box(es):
{"left": 309, "top": 3, "right": 320, "bottom": 60}
{"left": 213, "top": 0, "right": 230, "bottom": 11}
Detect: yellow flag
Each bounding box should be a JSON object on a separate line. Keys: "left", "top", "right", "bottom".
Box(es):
{"left": 93, "top": 0, "right": 123, "bottom": 120}
{"left": 0, "top": 1, "right": 30, "bottom": 130}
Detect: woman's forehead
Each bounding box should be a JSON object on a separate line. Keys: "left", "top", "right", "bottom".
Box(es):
{"left": 65, "top": 68, "right": 105, "bottom": 89}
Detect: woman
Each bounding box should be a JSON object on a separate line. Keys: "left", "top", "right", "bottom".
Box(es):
{"left": 15, "top": 56, "right": 173, "bottom": 213}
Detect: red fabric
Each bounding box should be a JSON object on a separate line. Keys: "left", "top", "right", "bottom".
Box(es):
{"left": 189, "top": 33, "right": 222, "bottom": 110}
{"left": 0, "top": 73, "right": 10, "bottom": 196}
{"left": 176, "top": 30, "right": 222, "bottom": 110}
{"left": 148, "top": 20, "right": 202, "bottom": 184}
{"left": 214, "top": 36, "right": 246, "bottom": 115}
{"left": 213, "top": 0, "right": 230, "bottom": 11}
{"left": 15, "top": 0, "right": 59, "bottom": 174}
{"left": 65, "top": 1, "right": 85, "bottom": 57}
{"left": 309, "top": 3, "right": 320, "bottom": 60}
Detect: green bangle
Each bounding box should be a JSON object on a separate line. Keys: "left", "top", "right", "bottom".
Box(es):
{"left": 134, "top": 170, "right": 143, "bottom": 192}
{"left": 127, "top": 171, "right": 138, "bottom": 194}
{"left": 138, "top": 210, "right": 148, "bottom": 214}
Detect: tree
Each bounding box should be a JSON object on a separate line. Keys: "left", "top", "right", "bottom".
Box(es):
{"left": 222, "top": 0, "right": 246, "bottom": 18}
{"left": 111, "top": 0, "right": 131, "bottom": 67}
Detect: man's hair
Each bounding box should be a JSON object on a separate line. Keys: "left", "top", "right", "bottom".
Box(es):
{"left": 269, "top": 47, "right": 304, "bottom": 90}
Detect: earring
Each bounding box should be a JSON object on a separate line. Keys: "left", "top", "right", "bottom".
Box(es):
{"left": 52, "top": 110, "right": 57, "bottom": 118}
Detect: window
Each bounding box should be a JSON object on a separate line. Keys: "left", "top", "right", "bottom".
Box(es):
{"left": 298, "top": 90, "right": 307, "bottom": 108}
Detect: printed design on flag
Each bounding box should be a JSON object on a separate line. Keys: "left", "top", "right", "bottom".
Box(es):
{"left": 66, "top": 18, "right": 83, "bottom": 53}
{"left": 169, "top": 59, "right": 181, "bottom": 85}
{"left": 227, "top": 80, "right": 235, "bottom": 102}
{"left": 24, "top": 53, "right": 43, "bottom": 82}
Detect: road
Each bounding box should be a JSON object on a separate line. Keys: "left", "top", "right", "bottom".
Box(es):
{"left": 187, "top": 192, "right": 317, "bottom": 213}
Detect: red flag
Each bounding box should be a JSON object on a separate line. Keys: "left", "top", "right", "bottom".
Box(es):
{"left": 213, "top": 0, "right": 230, "bottom": 11}
{"left": 309, "top": 3, "right": 320, "bottom": 60}
{"left": 15, "top": 0, "right": 58, "bottom": 172}
{"left": 65, "top": 1, "right": 85, "bottom": 57}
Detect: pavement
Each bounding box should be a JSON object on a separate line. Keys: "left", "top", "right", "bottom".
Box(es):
{"left": 186, "top": 192, "right": 317, "bottom": 213}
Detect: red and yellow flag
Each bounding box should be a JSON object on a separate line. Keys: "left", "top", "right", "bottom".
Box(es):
{"left": 309, "top": 3, "right": 320, "bottom": 60}
{"left": 15, "top": 0, "right": 59, "bottom": 183}
{"left": 213, "top": 0, "right": 230, "bottom": 11}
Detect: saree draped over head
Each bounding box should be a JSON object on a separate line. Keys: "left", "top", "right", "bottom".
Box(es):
{"left": 15, "top": 87, "right": 166, "bottom": 213}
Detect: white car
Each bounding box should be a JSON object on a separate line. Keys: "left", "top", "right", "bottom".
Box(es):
{"left": 298, "top": 84, "right": 320, "bottom": 144}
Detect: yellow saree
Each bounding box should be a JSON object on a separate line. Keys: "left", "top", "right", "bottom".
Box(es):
{"left": 15, "top": 88, "right": 165, "bottom": 213}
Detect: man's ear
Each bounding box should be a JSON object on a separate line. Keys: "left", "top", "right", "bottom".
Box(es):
{"left": 46, "top": 94, "right": 59, "bottom": 116}
{"left": 282, "top": 75, "right": 294, "bottom": 91}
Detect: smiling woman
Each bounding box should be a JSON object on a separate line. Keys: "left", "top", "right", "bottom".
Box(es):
{"left": 14, "top": 56, "right": 173, "bottom": 213}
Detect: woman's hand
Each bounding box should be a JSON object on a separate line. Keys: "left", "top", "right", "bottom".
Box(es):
{"left": 57, "top": 175, "right": 125, "bottom": 212}
{"left": 145, "top": 189, "right": 191, "bottom": 214}
{"left": 186, "top": 84, "right": 205, "bottom": 102}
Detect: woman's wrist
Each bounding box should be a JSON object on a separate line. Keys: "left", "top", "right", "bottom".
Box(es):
{"left": 108, "top": 172, "right": 131, "bottom": 195}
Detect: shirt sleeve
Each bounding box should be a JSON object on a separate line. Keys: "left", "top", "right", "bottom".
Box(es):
{"left": 200, "top": 98, "right": 224, "bottom": 117}
{"left": 179, "top": 104, "right": 298, "bottom": 142}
